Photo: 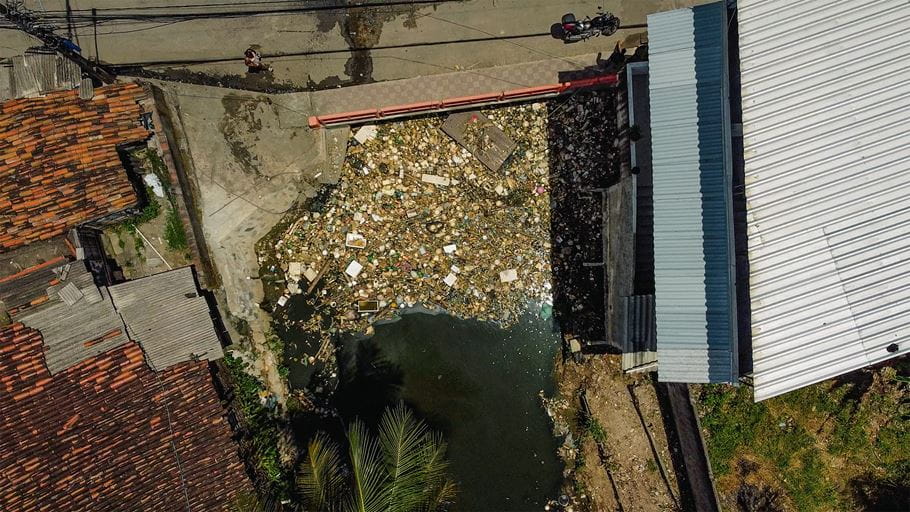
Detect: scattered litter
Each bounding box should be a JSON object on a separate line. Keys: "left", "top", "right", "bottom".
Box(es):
{"left": 421, "top": 174, "right": 451, "bottom": 187}
{"left": 143, "top": 174, "right": 166, "bottom": 198}
{"left": 275, "top": 103, "right": 555, "bottom": 333}
{"left": 345, "top": 260, "right": 363, "bottom": 278}
{"left": 499, "top": 268, "right": 518, "bottom": 283}
{"left": 357, "top": 300, "right": 380, "bottom": 313}
{"left": 345, "top": 233, "right": 366, "bottom": 249}
{"left": 353, "top": 124, "right": 378, "bottom": 144}
{"left": 277, "top": 295, "right": 289, "bottom": 307}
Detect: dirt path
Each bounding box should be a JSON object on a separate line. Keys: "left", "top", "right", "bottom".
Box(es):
{"left": 549, "top": 355, "right": 682, "bottom": 512}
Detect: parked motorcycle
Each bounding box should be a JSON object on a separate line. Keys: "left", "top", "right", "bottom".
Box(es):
{"left": 559, "top": 9, "right": 620, "bottom": 43}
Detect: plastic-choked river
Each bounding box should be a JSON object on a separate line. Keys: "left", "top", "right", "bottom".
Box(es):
{"left": 286, "top": 310, "right": 564, "bottom": 510}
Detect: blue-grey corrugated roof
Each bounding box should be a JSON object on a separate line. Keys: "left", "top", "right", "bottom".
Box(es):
{"left": 647, "top": 1, "right": 737, "bottom": 383}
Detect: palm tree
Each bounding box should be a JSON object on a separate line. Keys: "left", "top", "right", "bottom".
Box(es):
{"left": 298, "top": 404, "right": 457, "bottom": 512}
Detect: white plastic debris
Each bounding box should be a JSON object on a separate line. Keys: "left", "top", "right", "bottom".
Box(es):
{"left": 303, "top": 266, "right": 318, "bottom": 282}
{"left": 354, "top": 125, "right": 378, "bottom": 144}
{"left": 143, "top": 174, "right": 165, "bottom": 198}
{"left": 443, "top": 244, "right": 457, "bottom": 254}
{"left": 345, "top": 233, "right": 367, "bottom": 249}
{"left": 345, "top": 260, "right": 363, "bottom": 278}
{"left": 277, "top": 295, "right": 289, "bottom": 307}
{"left": 499, "top": 268, "right": 518, "bottom": 283}
{"left": 421, "top": 174, "right": 451, "bottom": 187}
{"left": 443, "top": 273, "right": 458, "bottom": 287}
{"left": 288, "top": 261, "right": 303, "bottom": 279}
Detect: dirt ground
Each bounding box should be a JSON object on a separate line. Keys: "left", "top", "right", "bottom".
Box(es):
{"left": 103, "top": 213, "right": 191, "bottom": 279}
{"left": 548, "top": 354, "right": 682, "bottom": 512}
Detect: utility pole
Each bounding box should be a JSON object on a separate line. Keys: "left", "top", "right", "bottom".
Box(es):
{"left": 0, "top": 1, "right": 115, "bottom": 84}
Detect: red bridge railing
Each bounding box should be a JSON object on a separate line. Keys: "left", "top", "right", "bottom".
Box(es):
{"left": 308, "top": 74, "right": 618, "bottom": 128}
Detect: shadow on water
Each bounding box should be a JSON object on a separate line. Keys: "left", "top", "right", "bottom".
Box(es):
{"left": 290, "top": 311, "right": 564, "bottom": 511}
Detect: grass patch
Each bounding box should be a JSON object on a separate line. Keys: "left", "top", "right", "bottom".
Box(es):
{"left": 698, "top": 366, "right": 910, "bottom": 512}
{"left": 698, "top": 385, "right": 766, "bottom": 475}
{"left": 164, "top": 205, "right": 188, "bottom": 251}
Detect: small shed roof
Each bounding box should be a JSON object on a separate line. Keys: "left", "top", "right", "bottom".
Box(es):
{"left": 647, "top": 1, "right": 737, "bottom": 383}
{"left": 18, "top": 264, "right": 129, "bottom": 374}
{"left": 739, "top": 0, "right": 910, "bottom": 400}
{"left": 108, "top": 267, "right": 224, "bottom": 371}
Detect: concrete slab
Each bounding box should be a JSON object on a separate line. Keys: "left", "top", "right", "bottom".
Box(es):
{"left": 1, "top": 1, "right": 713, "bottom": 89}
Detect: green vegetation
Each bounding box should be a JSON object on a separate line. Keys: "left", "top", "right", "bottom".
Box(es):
{"left": 116, "top": 186, "right": 161, "bottom": 236}
{"left": 224, "top": 353, "right": 290, "bottom": 499}
{"left": 297, "top": 404, "right": 457, "bottom": 512}
{"left": 164, "top": 205, "right": 188, "bottom": 250}
{"left": 585, "top": 416, "right": 607, "bottom": 446}
{"left": 697, "top": 365, "right": 910, "bottom": 511}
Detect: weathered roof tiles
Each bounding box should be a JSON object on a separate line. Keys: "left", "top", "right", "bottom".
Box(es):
{"left": 0, "top": 323, "right": 253, "bottom": 511}
{"left": 0, "top": 83, "right": 149, "bottom": 252}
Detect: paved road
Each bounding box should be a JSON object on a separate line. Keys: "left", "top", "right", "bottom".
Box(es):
{"left": 3, "top": 0, "right": 709, "bottom": 88}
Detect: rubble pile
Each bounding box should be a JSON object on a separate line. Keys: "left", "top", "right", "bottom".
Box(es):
{"left": 274, "top": 104, "right": 554, "bottom": 334}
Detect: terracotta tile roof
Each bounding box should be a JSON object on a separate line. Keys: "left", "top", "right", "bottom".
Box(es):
{"left": 0, "top": 83, "right": 149, "bottom": 252}
{"left": 0, "top": 323, "right": 253, "bottom": 511}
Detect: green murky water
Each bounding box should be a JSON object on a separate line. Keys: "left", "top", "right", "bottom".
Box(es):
{"left": 290, "top": 310, "right": 564, "bottom": 511}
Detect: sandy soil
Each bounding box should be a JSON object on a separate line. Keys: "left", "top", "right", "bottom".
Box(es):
{"left": 549, "top": 354, "right": 682, "bottom": 512}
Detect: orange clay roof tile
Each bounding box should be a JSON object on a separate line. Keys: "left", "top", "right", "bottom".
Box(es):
{"left": 0, "top": 84, "right": 150, "bottom": 252}
{"left": 0, "top": 323, "right": 252, "bottom": 511}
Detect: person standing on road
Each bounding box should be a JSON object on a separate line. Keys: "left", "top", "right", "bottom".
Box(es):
{"left": 244, "top": 47, "right": 272, "bottom": 73}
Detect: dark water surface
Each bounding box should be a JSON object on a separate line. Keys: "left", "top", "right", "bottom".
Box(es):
{"left": 297, "top": 311, "right": 564, "bottom": 511}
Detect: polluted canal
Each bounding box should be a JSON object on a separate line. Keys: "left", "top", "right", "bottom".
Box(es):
{"left": 266, "top": 91, "right": 619, "bottom": 509}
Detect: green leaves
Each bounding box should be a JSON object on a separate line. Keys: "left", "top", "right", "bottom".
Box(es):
{"left": 379, "top": 404, "right": 428, "bottom": 512}
{"left": 347, "top": 419, "right": 389, "bottom": 512}
{"left": 299, "top": 432, "right": 344, "bottom": 512}
{"left": 297, "top": 404, "right": 456, "bottom": 512}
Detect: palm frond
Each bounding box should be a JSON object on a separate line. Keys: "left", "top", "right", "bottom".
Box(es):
{"left": 229, "top": 491, "right": 263, "bottom": 512}
{"left": 417, "top": 433, "right": 457, "bottom": 512}
{"left": 346, "top": 419, "right": 389, "bottom": 512}
{"left": 424, "top": 479, "right": 457, "bottom": 512}
{"left": 298, "top": 432, "right": 344, "bottom": 511}
{"left": 378, "top": 403, "right": 430, "bottom": 512}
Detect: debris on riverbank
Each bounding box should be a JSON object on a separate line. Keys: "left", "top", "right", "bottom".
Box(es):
{"left": 546, "top": 355, "right": 683, "bottom": 512}
{"left": 271, "top": 104, "right": 554, "bottom": 334}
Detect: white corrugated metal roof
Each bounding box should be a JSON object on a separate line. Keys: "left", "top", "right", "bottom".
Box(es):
{"left": 740, "top": 0, "right": 910, "bottom": 401}
{"left": 648, "top": 2, "right": 738, "bottom": 384}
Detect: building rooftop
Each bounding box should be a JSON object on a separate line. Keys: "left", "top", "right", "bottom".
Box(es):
{"left": 647, "top": 1, "right": 738, "bottom": 383}
{"left": 0, "top": 83, "right": 148, "bottom": 252}
{"left": 0, "top": 322, "right": 252, "bottom": 511}
{"left": 108, "top": 266, "right": 225, "bottom": 371}
{"left": 17, "top": 263, "right": 130, "bottom": 374}
{"left": 739, "top": 0, "right": 910, "bottom": 400}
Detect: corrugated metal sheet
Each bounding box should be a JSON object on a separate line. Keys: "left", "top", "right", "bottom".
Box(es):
{"left": 620, "top": 295, "right": 658, "bottom": 372}
{"left": 108, "top": 267, "right": 224, "bottom": 371}
{"left": 9, "top": 51, "right": 80, "bottom": 99}
{"left": 19, "top": 265, "right": 129, "bottom": 374}
{"left": 739, "top": 0, "right": 910, "bottom": 401}
{"left": 648, "top": 1, "right": 737, "bottom": 383}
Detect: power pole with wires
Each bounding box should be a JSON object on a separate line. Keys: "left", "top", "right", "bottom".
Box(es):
{"left": 0, "top": 1, "right": 114, "bottom": 84}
